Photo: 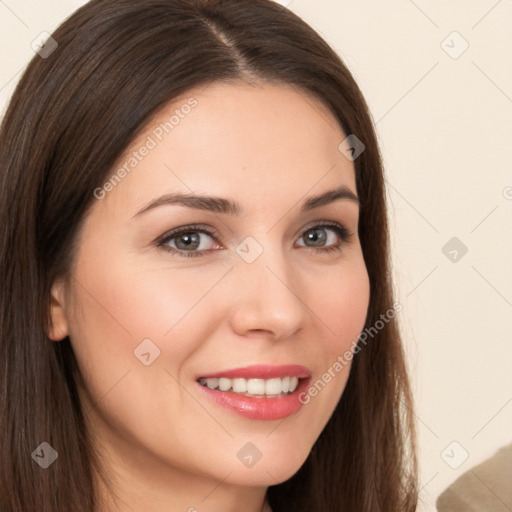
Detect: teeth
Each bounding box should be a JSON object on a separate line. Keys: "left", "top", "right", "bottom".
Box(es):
{"left": 218, "top": 378, "right": 231, "bottom": 391}
{"left": 247, "top": 379, "right": 265, "bottom": 395}
{"left": 232, "top": 378, "right": 247, "bottom": 393}
{"left": 198, "top": 376, "right": 300, "bottom": 397}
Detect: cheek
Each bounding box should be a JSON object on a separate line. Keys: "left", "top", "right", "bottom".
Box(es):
{"left": 91, "top": 257, "right": 230, "bottom": 338}
{"left": 64, "top": 252, "right": 229, "bottom": 395}
{"left": 70, "top": 247, "right": 222, "bottom": 342}
{"left": 64, "top": 257, "right": 214, "bottom": 459}
{"left": 309, "top": 256, "right": 370, "bottom": 355}
{"left": 289, "top": 255, "right": 370, "bottom": 433}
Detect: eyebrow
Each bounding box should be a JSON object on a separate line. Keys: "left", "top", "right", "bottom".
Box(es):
{"left": 132, "top": 184, "right": 359, "bottom": 219}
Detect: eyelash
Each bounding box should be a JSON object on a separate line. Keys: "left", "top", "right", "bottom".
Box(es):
{"left": 156, "top": 221, "right": 353, "bottom": 259}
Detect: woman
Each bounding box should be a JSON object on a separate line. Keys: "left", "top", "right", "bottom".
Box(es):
{"left": 0, "top": 1, "right": 418, "bottom": 511}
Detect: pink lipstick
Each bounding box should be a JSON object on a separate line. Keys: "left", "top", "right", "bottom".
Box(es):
{"left": 196, "top": 364, "right": 312, "bottom": 420}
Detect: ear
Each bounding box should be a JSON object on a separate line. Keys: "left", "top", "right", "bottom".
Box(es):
{"left": 47, "top": 279, "right": 69, "bottom": 342}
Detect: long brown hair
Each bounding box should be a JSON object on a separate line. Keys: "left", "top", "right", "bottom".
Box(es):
{"left": 0, "top": 1, "right": 417, "bottom": 510}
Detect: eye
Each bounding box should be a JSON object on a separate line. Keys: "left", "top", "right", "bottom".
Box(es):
{"left": 156, "top": 221, "right": 353, "bottom": 258}
{"left": 157, "top": 224, "right": 219, "bottom": 258}
{"left": 296, "top": 222, "right": 352, "bottom": 254}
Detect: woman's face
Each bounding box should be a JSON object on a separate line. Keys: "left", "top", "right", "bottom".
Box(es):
{"left": 50, "top": 81, "right": 370, "bottom": 498}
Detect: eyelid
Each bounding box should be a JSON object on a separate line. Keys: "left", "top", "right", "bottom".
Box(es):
{"left": 298, "top": 219, "right": 352, "bottom": 238}
{"left": 154, "top": 223, "right": 218, "bottom": 244}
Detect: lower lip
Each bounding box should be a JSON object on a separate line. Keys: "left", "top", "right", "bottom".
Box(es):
{"left": 196, "top": 378, "right": 311, "bottom": 420}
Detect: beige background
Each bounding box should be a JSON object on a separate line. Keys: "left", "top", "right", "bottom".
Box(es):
{"left": 1, "top": 1, "right": 511, "bottom": 510}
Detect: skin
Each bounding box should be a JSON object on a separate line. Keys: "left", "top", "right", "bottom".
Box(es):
{"left": 48, "top": 80, "right": 370, "bottom": 512}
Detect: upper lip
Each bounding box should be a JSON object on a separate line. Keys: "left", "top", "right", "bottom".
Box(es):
{"left": 197, "top": 364, "right": 311, "bottom": 380}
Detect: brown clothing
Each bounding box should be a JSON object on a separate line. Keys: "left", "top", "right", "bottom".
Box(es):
{"left": 436, "top": 442, "right": 512, "bottom": 511}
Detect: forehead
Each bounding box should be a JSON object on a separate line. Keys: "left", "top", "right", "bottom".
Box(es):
{"left": 95, "top": 80, "right": 355, "bottom": 219}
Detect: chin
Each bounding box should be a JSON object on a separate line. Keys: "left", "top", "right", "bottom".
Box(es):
{"left": 228, "top": 444, "right": 311, "bottom": 486}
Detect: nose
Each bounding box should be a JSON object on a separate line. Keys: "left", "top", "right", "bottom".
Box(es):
{"left": 228, "top": 245, "right": 308, "bottom": 340}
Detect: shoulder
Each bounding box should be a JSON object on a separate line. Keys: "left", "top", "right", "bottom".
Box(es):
{"left": 436, "top": 443, "right": 512, "bottom": 511}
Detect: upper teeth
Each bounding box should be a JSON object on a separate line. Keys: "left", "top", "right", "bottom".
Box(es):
{"left": 198, "top": 376, "right": 300, "bottom": 396}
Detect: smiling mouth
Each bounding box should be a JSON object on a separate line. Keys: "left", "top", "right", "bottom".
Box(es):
{"left": 197, "top": 376, "right": 303, "bottom": 398}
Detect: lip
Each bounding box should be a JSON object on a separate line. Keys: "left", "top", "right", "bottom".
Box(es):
{"left": 196, "top": 364, "right": 311, "bottom": 380}
{"left": 197, "top": 375, "right": 311, "bottom": 420}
